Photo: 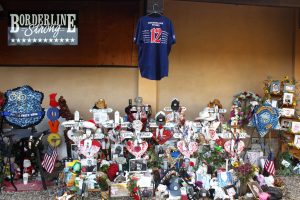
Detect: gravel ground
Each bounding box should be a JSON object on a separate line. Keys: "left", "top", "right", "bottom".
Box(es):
{"left": 0, "top": 176, "right": 299, "bottom": 200}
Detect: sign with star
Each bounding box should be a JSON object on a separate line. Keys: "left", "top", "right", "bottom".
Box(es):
{"left": 8, "top": 12, "right": 78, "bottom": 46}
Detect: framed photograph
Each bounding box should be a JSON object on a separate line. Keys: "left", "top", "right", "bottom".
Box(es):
{"left": 248, "top": 181, "right": 263, "bottom": 198}
{"left": 140, "top": 187, "right": 154, "bottom": 198}
{"left": 284, "top": 84, "right": 295, "bottom": 93}
{"left": 270, "top": 81, "right": 281, "bottom": 94}
{"left": 281, "top": 108, "right": 295, "bottom": 117}
{"left": 271, "top": 99, "right": 278, "bottom": 108}
{"left": 294, "top": 135, "right": 300, "bottom": 148}
{"left": 280, "top": 118, "right": 293, "bottom": 131}
{"left": 291, "top": 122, "right": 300, "bottom": 134}
{"left": 217, "top": 172, "right": 233, "bottom": 187}
{"left": 110, "top": 183, "right": 130, "bottom": 197}
{"left": 111, "top": 144, "right": 124, "bottom": 160}
{"left": 81, "top": 158, "right": 97, "bottom": 173}
{"left": 155, "top": 145, "right": 165, "bottom": 157}
{"left": 129, "top": 159, "right": 147, "bottom": 172}
{"left": 283, "top": 93, "right": 294, "bottom": 105}
{"left": 71, "top": 144, "right": 79, "bottom": 159}
{"left": 223, "top": 185, "right": 237, "bottom": 198}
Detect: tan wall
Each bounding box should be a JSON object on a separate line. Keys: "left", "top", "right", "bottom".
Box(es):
{"left": 0, "top": 67, "right": 138, "bottom": 119}
{"left": 158, "top": 1, "right": 295, "bottom": 119}
{"left": 295, "top": 10, "right": 300, "bottom": 113}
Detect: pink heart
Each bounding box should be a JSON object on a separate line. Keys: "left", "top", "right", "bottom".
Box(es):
{"left": 177, "top": 141, "right": 198, "bottom": 158}
{"left": 126, "top": 140, "right": 148, "bottom": 158}
{"left": 78, "top": 139, "right": 101, "bottom": 158}
{"left": 224, "top": 140, "right": 245, "bottom": 157}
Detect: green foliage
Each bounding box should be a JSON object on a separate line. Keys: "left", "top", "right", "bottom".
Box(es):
{"left": 147, "top": 147, "right": 163, "bottom": 168}
{"left": 97, "top": 176, "right": 109, "bottom": 191}
{"left": 277, "top": 152, "right": 295, "bottom": 176}
{"left": 197, "top": 146, "right": 227, "bottom": 172}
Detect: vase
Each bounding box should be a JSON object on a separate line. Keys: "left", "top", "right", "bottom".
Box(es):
{"left": 101, "top": 190, "right": 109, "bottom": 200}
{"left": 239, "top": 183, "right": 248, "bottom": 196}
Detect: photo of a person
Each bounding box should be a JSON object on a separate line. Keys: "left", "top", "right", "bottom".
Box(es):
{"left": 71, "top": 144, "right": 79, "bottom": 159}
{"left": 283, "top": 93, "right": 293, "bottom": 105}
{"left": 248, "top": 181, "right": 263, "bottom": 198}
{"left": 155, "top": 145, "right": 165, "bottom": 157}
{"left": 111, "top": 144, "right": 124, "bottom": 160}
{"left": 270, "top": 81, "right": 280, "bottom": 94}
{"left": 81, "top": 158, "right": 97, "bottom": 173}
{"left": 129, "top": 159, "right": 147, "bottom": 172}
{"left": 281, "top": 119, "right": 292, "bottom": 130}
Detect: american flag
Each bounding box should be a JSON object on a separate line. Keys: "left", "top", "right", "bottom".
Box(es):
{"left": 264, "top": 152, "right": 275, "bottom": 176}
{"left": 42, "top": 146, "right": 58, "bottom": 173}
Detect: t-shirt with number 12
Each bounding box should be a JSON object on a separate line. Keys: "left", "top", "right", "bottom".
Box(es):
{"left": 134, "top": 15, "right": 176, "bottom": 80}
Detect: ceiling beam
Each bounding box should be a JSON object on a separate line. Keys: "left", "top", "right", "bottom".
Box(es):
{"left": 176, "top": 0, "right": 300, "bottom": 8}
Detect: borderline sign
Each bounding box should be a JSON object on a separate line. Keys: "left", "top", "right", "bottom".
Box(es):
{"left": 8, "top": 11, "right": 78, "bottom": 46}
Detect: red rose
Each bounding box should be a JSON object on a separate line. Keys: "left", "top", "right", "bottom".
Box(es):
{"left": 189, "top": 162, "right": 195, "bottom": 167}
{"left": 133, "top": 187, "right": 138, "bottom": 193}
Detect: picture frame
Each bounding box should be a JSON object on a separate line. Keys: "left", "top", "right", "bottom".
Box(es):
{"left": 270, "top": 81, "right": 281, "bottom": 94}
{"left": 111, "top": 144, "right": 124, "bottom": 160}
{"left": 140, "top": 187, "right": 154, "bottom": 198}
{"left": 81, "top": 158, "right": 97, "bottom": 173}
{"left": 248, "top": 181, "right": 263, "bottom": 198}
{"left": 155, "top": 145, "right": 165, "bottom": 157}
{"left": 291, "top": 122, "right": 300, "bottom": 134}
{"left": 271, "top": 99, "right": 278, "bottom": 108}
{"left": 71, "top": 144, "right": 79, "bottom": 159}
{"left": 283, "top": 93, "right": 294, "bottom": 106}
{"left": 281, "top": 108, "right": 295, "bottom": 117}
{"left": 110, "top": 183, "right": 130, "bottom": 197}
{"left": 284, "top": 84, "right": 295, "bottom": 93}
{"left": 223, "top": 185, "right": 237, "bottom": 198}
{"left": 217, "top": 171, "right": 233, "bottom": 187}
{"left": 280, "top": 118, "right": 293, "bottom": 131}
{"left": 294, "top": 135, "right": 300, "bottom": 148}
{"left": 129, "top": 159, "right": 147, "bottom": 172}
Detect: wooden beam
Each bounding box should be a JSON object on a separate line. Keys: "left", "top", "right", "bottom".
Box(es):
{"left": 177, "top": 0, "right": 300, "bottom": 8}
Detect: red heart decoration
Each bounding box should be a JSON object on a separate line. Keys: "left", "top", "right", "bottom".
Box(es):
{"left": 152, "top": 128, "right": 172, "bottom": 145}
{"left": 126, "top": 140, "right": 148, "bottom": 158}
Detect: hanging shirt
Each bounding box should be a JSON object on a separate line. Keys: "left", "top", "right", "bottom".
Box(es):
{"left": 134, "top": 15, "right": 176, "bottom": 80}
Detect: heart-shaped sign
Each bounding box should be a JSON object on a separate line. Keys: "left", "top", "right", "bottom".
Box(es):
{"left": 224, "top": 140, "right": 245, "bottom": 157}
{"left": 126, "top": 140, "right": 148, "bottom": 158}
{"left": 67, "top": 129, "right": 87, "bottom": 143}
{"left": 152, "top": 128, "right": 172, "bottom": 144}
{"left": 177, "top": 140, "right": 198, "bottom": 158}
{"left": 78, "top": 139, "right": 101, "bottom": 158}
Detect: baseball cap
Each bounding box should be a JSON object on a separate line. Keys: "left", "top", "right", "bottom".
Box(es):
{"left": 168, "top": 177, "right": 181, "bottom": 197}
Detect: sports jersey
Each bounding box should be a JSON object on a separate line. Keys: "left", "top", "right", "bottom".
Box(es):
{"left": 134, "top": 15, "right": 176, "bottom": 80}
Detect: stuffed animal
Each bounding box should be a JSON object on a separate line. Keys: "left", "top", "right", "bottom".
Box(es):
{"left": 3, "top": 157, "right": 21, "bottom": 180}
{"left": 23, "top": 159, "right": 35, "bottom": 176}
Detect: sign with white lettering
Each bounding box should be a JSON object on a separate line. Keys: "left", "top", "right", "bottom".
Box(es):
{"left": 8, "top": 12, "right": 78, "bottom": 46}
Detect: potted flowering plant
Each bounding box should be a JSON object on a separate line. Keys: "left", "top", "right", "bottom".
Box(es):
{"left": 233, "top": 162, "right": 256, "bottom": 195}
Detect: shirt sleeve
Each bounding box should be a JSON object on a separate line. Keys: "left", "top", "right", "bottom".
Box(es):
{"left": 168, "top": 20, "right": 176, "bottom": 45}
{"left": 133, "top": 18, "right": 142, "bottom": 45}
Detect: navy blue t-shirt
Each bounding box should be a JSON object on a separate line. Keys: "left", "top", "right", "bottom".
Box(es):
{"left": 134, "top": 15, "right": 176, "bottom": 80}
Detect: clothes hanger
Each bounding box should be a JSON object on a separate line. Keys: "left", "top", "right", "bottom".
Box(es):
{"left": 147, "top": 3, "right": 162, "bottom": 17}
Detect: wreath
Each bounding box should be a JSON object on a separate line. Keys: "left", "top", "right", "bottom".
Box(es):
{"left": 231, "top": 91, "right": 262, "bottom": 126}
